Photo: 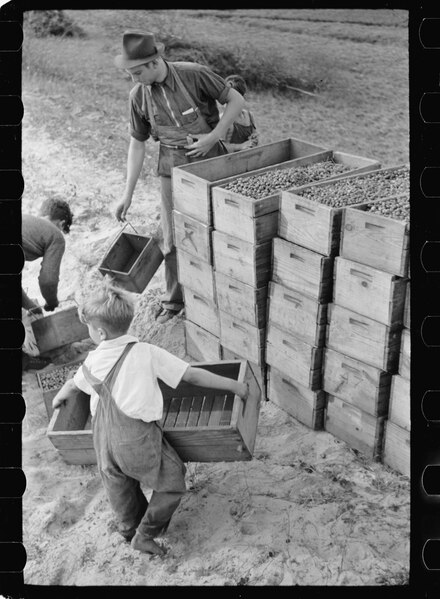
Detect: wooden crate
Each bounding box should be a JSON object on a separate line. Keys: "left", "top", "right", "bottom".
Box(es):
{"left": 403, "top": 282, "right": 410, "bottom": 328}
{"left": 47, "top": 360, "right": 262, "bottom": 464}
{"left": 340, "top": 197, "right": 410, "bottom": 277}
{"left": 215, "top": 272, "right": 267, "bottom": 328}
{"left": 333, "top": 257, "right": 408, "bottom": 326}
{"left": 326, "top": 304, "right": 402, "bottom": 372}
{"left": 98, "top": 231, "right": 163, "bottom": 293}
{"left": 388, "top": 374, "right": 410, "bottom": 431}
{"left": 221, "top": 346, "right": 266, "bottom": 394}
{"left": 272, "top": 238, "right": 334, "bottom": 302}
{"left": 325, "top": 395, "right": 386, "bottom": 461}
{"left": 219, "top": 310, "right": 265, "bottom": 366}
{"left": 322, "top": 348, "right": 391, "bottom": 417}
{"left": 399, "top": 327, "right": 410, "bottom": 380}
{"left": 173, "top": 210, "right": 213, "bottom": 263}
{"left": 184, "top": 320, "right": 221, "bottom": 362}
{"left": 46, "top": 390, "right": 95, "bottom": 465}
{"left": 266, "top": 323, "right": 322, "bottom": 390}
{"left": 267, "top": 282, "right": 327, "bottom": 347}
{"left": 36, "top": 358, "right": 84, "bottom": 420}
{"left": 267, "top": 366, "right": 325, "bottom": 430}
{"left": 183, "top": 287, "right": 219, "bottom": 337}
{"left": 172, "top": 137, "right": 329, "bottom": 224}
{"left": 212, "top": 231, "right": 272, "bottom": 288}
{"left": 176, "top": 249, "right": 216, "bottom": 303}
{"left": 211, "top": 149, "right": 380, "bottom": 242}
{"left": 31, "top": 306, "right": 89, "bottom": 355}
{"left": 383, "top": 420, "right": 410, "bottom": 477}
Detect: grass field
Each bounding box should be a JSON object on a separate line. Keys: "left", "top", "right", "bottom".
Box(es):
{"left": 22, "top": 8, "right": 408, "bottom": 180}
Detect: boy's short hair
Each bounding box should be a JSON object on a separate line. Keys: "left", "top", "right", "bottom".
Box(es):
{"left": 40, "top": 197, "right": 74, "bottom": 233}
{"left": 225, "top": 74, "right": 247, "bottom": 97}
{"left": 79, "top": 277, "right": 135, "bottom": 334}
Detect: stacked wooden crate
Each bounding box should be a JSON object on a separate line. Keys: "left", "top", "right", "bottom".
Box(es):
{"left": 261, "top": 158, "right": 383, "bottom": 429}
{"left": 383, "top": 280, "right": 410, "bottom": 476}
{"left": 172, "top": 138, "right": 329, "bottom": 366}
{"left": 210, "top": 149, "right": 380, "bottom": 394}
{"left": 321, "top": 166, "right": 410, "bottom": 462}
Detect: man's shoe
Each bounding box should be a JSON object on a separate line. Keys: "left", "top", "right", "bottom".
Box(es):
{"left": 155, "top": 308, "right": 181, "bottom": 324}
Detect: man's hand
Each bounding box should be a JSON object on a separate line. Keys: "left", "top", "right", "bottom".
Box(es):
{"left": 43, "top": 302, "right": 58, "bottom": 312}
{"left": 185, "top": 133, "right": 218, "bottom": 158}
{"left": 115, "top": 197, "right": 132, "bottom": 222}
{"left": 52, "top": 395, "right": 67, "bottom": 410}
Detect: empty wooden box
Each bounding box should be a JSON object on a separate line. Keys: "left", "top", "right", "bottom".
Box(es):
{"left": 31, "top": 305, "right": 89, "bottom": 354}
{"left": 322, "top": 348, "right": 391, "bottom": 417}
{"left": 332, "top": 257, "right": 408, "bottom": 326}
{"left": 98, "top": 231, "right": 163, "bottom": 293}
{"left": 325, "top": 395, "right": 386, "bottom": 461}
{"left": 47, "top": 360, "right": 262, "bottom": 464}
{"left": 172, "top": 137, "right": 329, "bottom": 224}
{"left": 267, "top": 366, "right": 325, "bottom": 430}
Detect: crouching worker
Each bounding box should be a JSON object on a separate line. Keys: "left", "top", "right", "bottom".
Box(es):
{"left": 52, "top": 277, "right": 248, "bottom": 556}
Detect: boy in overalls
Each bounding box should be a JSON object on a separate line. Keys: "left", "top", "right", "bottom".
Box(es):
{"left": 52, "top": 278, "right": 248, "bottom": 556}
{"left": 113, "top": 31, "right": 245, "bottom": 324}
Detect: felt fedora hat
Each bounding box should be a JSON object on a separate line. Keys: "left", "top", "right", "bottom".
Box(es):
{"left": 114, "top": 31, "right": 165, "bottom": 69}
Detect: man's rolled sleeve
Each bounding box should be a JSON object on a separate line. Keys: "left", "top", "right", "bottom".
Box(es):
{"left": 129, "top": 89, "right": 151, "bottom": 142}
{"left": 196, "top": 66, "right": 229, "bottom": 104}
{"left": 38, "top": 237, "right": 65, "bottom": 306}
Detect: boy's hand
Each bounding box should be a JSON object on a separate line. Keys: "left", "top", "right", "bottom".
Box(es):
{"left": 236, "top": 381, "right": 249, "bottom": 401}
{"left": 52, "top": 396, "right": 66, "bottom": 410}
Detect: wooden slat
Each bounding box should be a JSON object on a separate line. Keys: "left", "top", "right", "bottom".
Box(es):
{"left": 163, "top": 397, "right": 182, "bottom": 428}
{"left": 174, "top": 396, "right": 193, "bottom": 428}
{"left": 186, "top": 396, "right": 204, "bottom": 427}
{"left": 207, "top": 395, "right": 228, "bottom": 427}
{"left": 219, "top": 395, "right": 234, "bottom": 427}
{"left": 197, "top": 394, "right": 215, "bottom": 427}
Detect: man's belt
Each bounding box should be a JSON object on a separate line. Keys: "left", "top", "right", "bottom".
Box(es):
{"left": 160, "top": 142, "right": 187, "bottom": 150}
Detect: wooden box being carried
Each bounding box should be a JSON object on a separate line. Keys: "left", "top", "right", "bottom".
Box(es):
{"left": 326, "top": 304, "right": 402, "bottom": 372}
{"left": 267, "top": 366, "right": 325, "bottom": 430}
{"left": 332, "top": 257, "right": 408, "bottom": 326}
{"left": 322, "top": 348, "right": 391, "bottom": 417}
{"left": 176, "top": 249, "right": 216, "bottom": 303}
{"left": 36, "top": 358, "right": 85, "bottom": 420}
{"left": 215, "top": 272, "right": 267, "bottom": 329}
{"left": 325, "top": 395, "right": 386, "bottom": 461}
{"left": 399, "top": 328, "right": 410, "bottom": 380}
{"left": 172, "top": 137, "right": 329, "bottom": 224}
{"left": 340, "top": 196, "right": 409, "bottom": 277}
{"left": 383, "top": 420, "right": 410, "bottom": 477}
{"left": 219, "top": 311, "right": 265, "bottom": 366}
{"left": 266, "top": 323, "right": 323, "bottom": 390}
{"left": 31, "top": 305, "right": 89, "bottom": 355}
{"left": 182, "top": 287, "right": 220, "bottom": 337}
{"left": 98, "top": 231, "right": 163, "bottom": 293}
{"left": 211, "top": 150, "right": 380, "bottom": 244}
{"left": 173, "top": 210, "right": 213, "bottom": 263}
{"left": 388, "top": 374, "right": 410, "bottom": 431}
{"left": 184, "top": 320, "right": 221, "bottom": 362}
{"left": 272, "top": 238, "right": 334, "bottom": 303}
{"left": 47, "top": 361, "right": 262, "bottom": 464}
{"left": 267, "top": 282, "right": 327, "bottom": 347}
{"left": 212, "top": 231, "right": 272, "bottom": 288}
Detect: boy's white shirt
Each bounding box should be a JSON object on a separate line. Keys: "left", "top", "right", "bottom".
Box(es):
{"left": 73, "top": 334, "right": 190, "bottom": 421}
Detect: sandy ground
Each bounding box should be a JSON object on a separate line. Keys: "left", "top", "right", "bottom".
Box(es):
{"left": 21, "top": 102, "right": 410, "bottom": 587}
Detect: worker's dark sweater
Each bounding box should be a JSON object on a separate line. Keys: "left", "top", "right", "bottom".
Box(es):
{"left": 22, "top": 214, "right": 65, "bottom": 307}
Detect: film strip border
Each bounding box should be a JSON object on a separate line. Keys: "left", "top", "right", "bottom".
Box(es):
{"left": 0, "top": 2, "right": 26, "bottom": 598}
{"left": 412, "top": 7, "right": 440, "bottom": 598}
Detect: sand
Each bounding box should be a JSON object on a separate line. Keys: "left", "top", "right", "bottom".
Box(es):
{"left": 21, "top": 104, "right": 410, "bottom": 587}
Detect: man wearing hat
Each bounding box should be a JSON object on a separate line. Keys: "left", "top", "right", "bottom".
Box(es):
{"left": 114, "top": 31, "right": 245, "bottom": 323}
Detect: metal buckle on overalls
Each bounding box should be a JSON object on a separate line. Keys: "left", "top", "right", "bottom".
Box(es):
{"left": 160, "top": 142, "right": 187, "bottom": 150}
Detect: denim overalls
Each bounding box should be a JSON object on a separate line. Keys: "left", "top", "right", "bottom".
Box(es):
{"left": 82, "top": 342, "right": 186, "bottom": 541}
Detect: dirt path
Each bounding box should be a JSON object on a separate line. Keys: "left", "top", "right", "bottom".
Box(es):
{"left": 21, "top": 93, "right": 410, "bottom": 587}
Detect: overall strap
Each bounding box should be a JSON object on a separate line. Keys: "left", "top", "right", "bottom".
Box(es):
{"left": 81, "top": 342, "right": 137, "bottom": 395}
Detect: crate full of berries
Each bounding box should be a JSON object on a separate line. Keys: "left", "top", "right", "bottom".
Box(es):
{"left": 36, "top": 358, "right": 85, "bottom": 420}
{"left": 340, "top": 190, "right": 410, "bottom": 277}
{"left": 278, "top": 165, "right": 409, "bottom": 256}
{"left": 211, "top": 151, "right": 380, "bottom": 245}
